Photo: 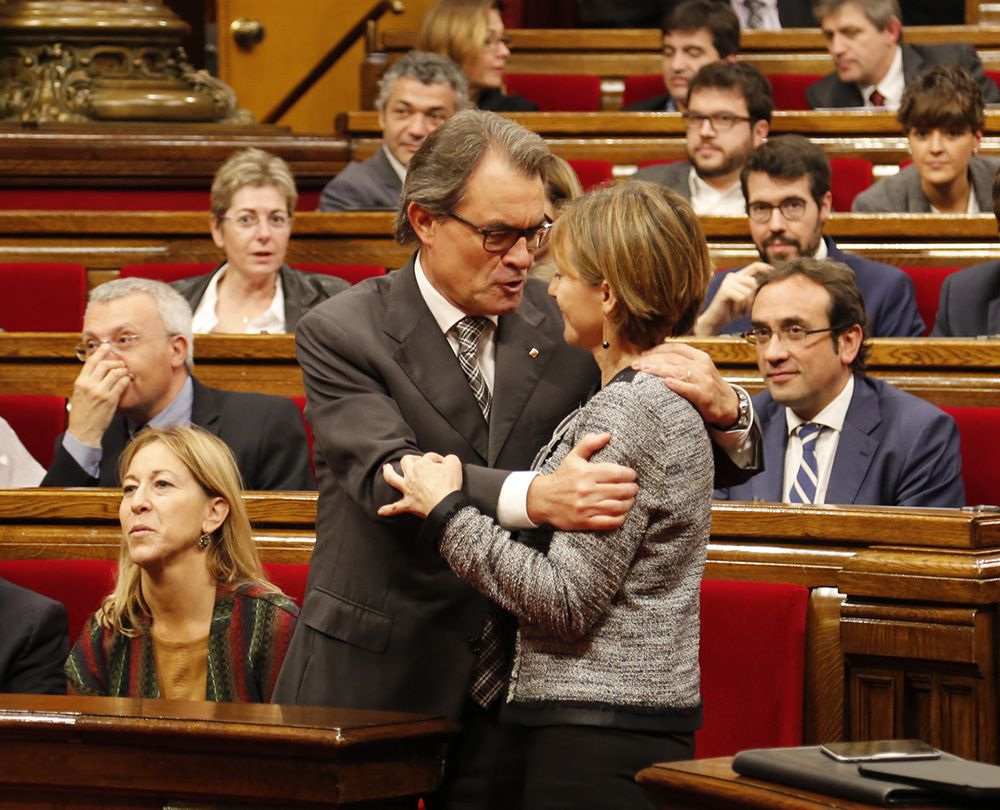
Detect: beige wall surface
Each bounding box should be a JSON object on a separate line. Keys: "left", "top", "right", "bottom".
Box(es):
{"left": 217, "top": 0, "right": 434, "bottom": 132}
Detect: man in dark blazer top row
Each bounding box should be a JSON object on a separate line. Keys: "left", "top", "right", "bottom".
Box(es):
{"left": 274, "top": 109, "right": 762, "bottom": 809}
{"left": 716, "top": 257, "right": 964, "bottom": 507}
{"left": 0, "top": 577, "right": 68, "bottom": 695}
{"left": 42, "top": 277, "right": 313, "bottom": 491}
{"left": 318, "top": 51, "right": 469, "bottom": 212}
{"left": 934, "top": 169, "right": 1000, "bottom": 336}
{"left": 807, "top": 0, "right": 1000, "bottom": 109}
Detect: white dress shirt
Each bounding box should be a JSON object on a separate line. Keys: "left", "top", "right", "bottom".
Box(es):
{"left": 191, "top": 264, "right": 286, "bottom": 334}
{"left": 689, "top": 169, "right": 747, "bottom": 215}
{"left": 0, "top": 417, "right": 44, "bottom": 488}
{"left": 861, "top": 46, "right": 905, "bottom": 109}
{"left": 781, "top": 374, "right": 854, "bottom": 504}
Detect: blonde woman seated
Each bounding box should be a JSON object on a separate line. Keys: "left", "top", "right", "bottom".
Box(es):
{"left": 66, "top": 426, "right": 298, "bottom": 702}
{"left": 380, "top": 181, "right": 715, "bottom": 809}
{"left": 173, "top": 148, "right": 348, "bottom": 333}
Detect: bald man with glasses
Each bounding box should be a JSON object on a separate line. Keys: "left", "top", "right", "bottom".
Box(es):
{"left": 694, "top": 135, "right": 924, "bottom": 338}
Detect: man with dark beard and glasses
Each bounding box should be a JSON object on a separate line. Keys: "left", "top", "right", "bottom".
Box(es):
{"left": 632, "top": 61, "right": 770, "bottom": 216}
{"left": 694, "top": 135, "right": 924, "bottom": 337}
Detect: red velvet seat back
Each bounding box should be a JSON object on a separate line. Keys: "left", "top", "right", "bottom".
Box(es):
{"left": 622, "top": 74, "right": 666, "bottom": 108}
{"left": 567, "top": 159, "right": 613, "bottom": 191}
{"left": 0, "top": 189, "right": 321, "bottom": 211}
{"left": 505, "top": 73, "right": 603, "bottom": 111}
{"left": 768, "top": 74, "right": 823, "bottom": 110}
{"left": 120, "top": 263, "right": 215, "bottom": 282}
{"left": 0, "top": 394, "right": 66, "bottom": 468}
{"left": 940, "top": 406, "right": 1000, "bottom": 507}
{"left": 0, "top": 263, "right": 87, "bottom": 332}
{"left": 697, "top": 579, "right": 808, "bottom": 757}
{"left": 829, "top": 158, "right": 873, "bottom": 212}
{"left": 899, "top": 265, "right": 959, "bottom": 335}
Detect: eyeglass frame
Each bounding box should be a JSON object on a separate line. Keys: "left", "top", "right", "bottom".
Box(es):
{"left": 446, "top": 210, "right": 552, "bottom": 254}
{"left": 483, "top": 34, "right": 512, "bottom": 50}
{"left": 680, "top": 112, "right": 752, "bottom": 132}
{"left": 218, "top": 211, "right": 293, "bottom": 230}
{"left": 742, "top": 323, "right": 850, "bottom": 348}
{"left": 75, "top": 332, "right": 171, "bottom": 362}
{"left": 746, "top": 197, "right": 810, "bottom": 224}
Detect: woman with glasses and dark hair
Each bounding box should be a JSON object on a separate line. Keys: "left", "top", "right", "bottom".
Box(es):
{"left": 172, "top": 148, "right": 348, "bottom": 334}
{"left": 66, "top": 426, "right": 299, "bottom": 700}
{"left": 416, "top": 0, "right": 539, "bottom": 112}
{"left": 853, "top": 65, "right": 1000, "bottom": 213}
{"left": 378, "top": 180, "right": 715, "bottom": 809}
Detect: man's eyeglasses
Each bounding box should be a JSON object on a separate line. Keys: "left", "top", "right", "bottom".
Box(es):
{"left": 681, "top": 112, "right": 751, "bottom": 131}
{"left": 75, "top": 333, "right": 167, "bottom": 362}
{"left": 747, "top": 198, "right": 808, "bottom": 223}
{"left": 742, "top": 324, "right": 846, "bottom": 347}
{"left": 220, "top": 212, "right": 292, "bottom": 230}
{"left": 447, "top": 211, "right": 552, "bottom": 253}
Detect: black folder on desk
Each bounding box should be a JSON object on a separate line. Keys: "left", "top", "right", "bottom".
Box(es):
{"left": 860, "top": 759, "right": 1000, "bottom": 800}
{"left": 732, "top": 746, "right": 949, "bottom": 806}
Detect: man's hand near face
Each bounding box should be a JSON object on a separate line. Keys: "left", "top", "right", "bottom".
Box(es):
{"left": 67, "top": 345, "right": 132, "bottom": 448}
{"left": 693, "top": 262, "right": 772, "bottom": 336}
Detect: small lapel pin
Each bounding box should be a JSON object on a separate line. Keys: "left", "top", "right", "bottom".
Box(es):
{"left": 528, "top": 347, "right": 539, "bottom": 358}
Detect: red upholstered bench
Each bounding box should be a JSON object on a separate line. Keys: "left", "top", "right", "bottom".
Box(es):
{"left": 567, "top": 159, "right": 613, "bottom": 191}
{"left": 505, "top": 73, "right": 603, "bottom": 111}
{"left": 121, "top": 262, "right": 386, "bottom": 286}
{"left": 940, "top": 406, "right": 1000, "bottom": 507}
{"left": 0, "top": 189, "right": 321, "bottom": 211}
{"left": 0, "top": 394, "right": 66, "bottom": 469}
{"left": 697, "top": 579, "right": 808, "bottom": 757}
{"left": 622, "top": 74, "right": 666, "bottom": 108}
{"left": 0, "top": 263, "right": 87, "bottom": 332}
{"left": 768, "top": 74, "right": 824, "bottom": 110}
{"left": 899, "top": 266, "right": 960, "bottom": 335}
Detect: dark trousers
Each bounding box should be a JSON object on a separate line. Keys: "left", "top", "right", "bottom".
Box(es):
{"left": 424, "top": 699, "right": 527, "bottom": 810}
{"left": 521, "top": 725, "right": 694, "bottom": 810}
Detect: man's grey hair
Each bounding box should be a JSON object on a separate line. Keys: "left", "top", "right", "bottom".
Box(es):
{"left": 376, "top": 51, "right": 470, "bottom": 111}
{"left": 812, "top": 0, "right": 900, "bottom": 29}
{"left": 394, "top": 109, "right": 551, "bottom": 244}
{"left": 88, "top": 278, "right": 195, "bottom": 373}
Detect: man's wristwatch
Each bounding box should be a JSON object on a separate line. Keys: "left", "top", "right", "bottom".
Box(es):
{"left": 711, "top": 385, "right": 751, "bottom": 432}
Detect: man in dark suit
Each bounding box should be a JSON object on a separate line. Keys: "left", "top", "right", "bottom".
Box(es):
{"left": 623, "top": 0, "right": 740, "bottom": 112}
{"left": 318, "top": 51, "right": 468, "bottom": 212}
{"left": 633, "top": 61, "right": 771, "bottom": 215}
{"left": 934, "top": 170, "right": 1000, "bottom": 336}
{"left": 274, "top": 109, "right": 761, "bottom": 809}
{"left": 716, "top": 257, "right": 964, "bottom": 507}
{"left": 42, "top": 278, "right": 312, "bottom": 490}
{"left": 806, "top": 0, "right": 1000, "bottom": 109}
{"left": 0, "top": 578, "right": 68, "bottom": 694}
{"left": 696, "top": 135, "right": 925, "bottom": 337}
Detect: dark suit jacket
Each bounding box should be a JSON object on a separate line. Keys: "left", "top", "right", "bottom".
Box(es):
{"left": 776, "top": 0, "right": 818, "bottom": 26}
{"left": 172, "top": 264, "right": 348, "bottom": 333}
{"left": 0, "top": 578, "right": 68, "bottom": 695}
{"left": 933, "top": 260, "right": 1000, "bottom": 336}
{"left": 42, "top": 378, "right": 314, "bottom": 490}
{"left": 715, "top": 375, "right": 964, "bottom": 507}
{"left": 273, "top": 256, "right": 760, "bottom": 720}
{"left": 477, "top": 87, "right": 539, "bottom": 112}
{"left": 632, "top": 161, "right": 692, "bottom": 200}
{"left": 317, "top": 149, "right": 402, "bottom": 212}
{"left": 806, "top": 42, "right": 1000, "bottom": 108}
{"left": 852, "top": 157, "right": 1000, "bottom": 213}
{"left": 702, "top": 237, "right": 926, "bottom": 337}
{"left": 623, "top": 92, "right": 674, "bottom": 112}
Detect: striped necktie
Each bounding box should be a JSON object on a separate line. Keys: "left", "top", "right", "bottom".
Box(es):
{"left": 454, "top": 316, "right": 492, "bottom": 422}
{"left": 745, "top": 0, "right": 765, "bottom": 28}
{"left": 789, "top": 422, "right": 823, "bottom": 504}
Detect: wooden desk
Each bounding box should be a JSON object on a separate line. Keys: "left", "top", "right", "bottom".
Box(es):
{"left": 637, "top": 757, "right": 964, "bottom": 810}
{"left": 0, "top": 693, "right": 455, "bottom": 808}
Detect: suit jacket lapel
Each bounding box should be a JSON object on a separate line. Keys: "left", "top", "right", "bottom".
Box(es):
{"left": 489, "top": 293, "right": 559, "bottom": 466}
{"left": 99, "top": 415, "right": 132, "bottom": 485}
{"left": 753, "top": 398, "right": 787, "bottom": 502}
{"left": 901, "top": 44, "right": 926, "bottom": 84}
{"left": 385, "top": 259, "right": 489, "bottom": 461}
{"left": 190, "top": 377, "right": 222, "bottom": 437}
{"left": 826, "top": 377, "right": 880, "bottom": 504}
{"left": 280, "top": 265, "right": 322, "bottom": 328}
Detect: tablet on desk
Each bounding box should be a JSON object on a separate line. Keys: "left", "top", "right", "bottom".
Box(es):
{"left": 820, "top": 740, "right": 942, "bottom": 763}
{"left": 859, "top": 759, "right": 1000, "bottom": 800}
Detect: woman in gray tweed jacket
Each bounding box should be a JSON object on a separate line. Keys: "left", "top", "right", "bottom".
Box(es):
{"left": 382, "top": 181, "right": 715, "bottom": 809}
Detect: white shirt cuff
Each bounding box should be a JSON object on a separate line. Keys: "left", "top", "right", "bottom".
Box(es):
{"left": 496, "top": 470, "right": 540, "bottom": 530}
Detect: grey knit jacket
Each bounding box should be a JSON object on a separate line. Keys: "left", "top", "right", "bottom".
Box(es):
{"left": 431, "top": 369, "right": 714, "bottom": 731}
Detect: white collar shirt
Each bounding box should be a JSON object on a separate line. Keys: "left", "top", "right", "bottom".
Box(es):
{"left": 782, "top": 374, "right": 854, "bottom": 504}
{"left": 190, "top": 264, "right": 285, "bottom": 334}
{"left": 861, "top": 46, "right": 904, "bottom": 109}
{"left": 689, "top": 168, "right": 747, "bottom": 215}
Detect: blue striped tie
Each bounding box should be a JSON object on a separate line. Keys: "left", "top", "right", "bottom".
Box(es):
{"left": 789, "top": 423, "right": 823, "bottom": 504}
{"left": 454, "top": 316, "right": 492, "bottom": 422}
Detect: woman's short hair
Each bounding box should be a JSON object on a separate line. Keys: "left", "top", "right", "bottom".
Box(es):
{"left": 550, "top": 181, "right": 713, "bottom": 348}
{"left": 758, "top": 257, "right": 870, "bottom": 373}
{"left": 394, "top": 108, "right": 550, "bottom": 244}
{"left": 210, "top": 148, "right": 298, "bottom": 222}
{"left": 416, "top": 0, "right": 499, "bottom": 72}
{"left": 898, "top": 65, "right": 984, "bottom": 135}
{"left": 98, "top": 426, "right": 275, "bottom": 636}
{"left": 542, "top": 155, "right": 583, "bottom": 214}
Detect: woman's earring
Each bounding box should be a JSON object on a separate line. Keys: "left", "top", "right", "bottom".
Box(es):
{"left": 601, "top": 317, "right": 610, "bottom": 350}
{"left": 198, "top": 533, "right": 211, "bottom": 549}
